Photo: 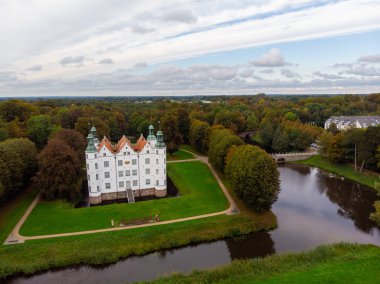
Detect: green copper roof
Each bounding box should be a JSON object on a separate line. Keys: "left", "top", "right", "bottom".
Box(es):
{"left": 155, "top": 130, "right": 165, "bottom": 148}
{"left": 147, "top": 124, "right": 156, "bottom": 142}
{"left": 86, "top": 133, "right": 97, "bottom": 153}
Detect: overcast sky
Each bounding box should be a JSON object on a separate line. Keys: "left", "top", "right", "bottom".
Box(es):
{"left": 0, "top": 0, "right": 379, "bottom": 96}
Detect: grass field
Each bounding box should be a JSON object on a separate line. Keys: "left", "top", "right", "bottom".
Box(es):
{"left": 150, "top": 243, "right": 380, "bottom": 284}
{"left": 167, "top": 149, "right": 195, "bottom": 161}
{"left": 0, "top": 189, "right": 37, "bottom": 243}
{"left": 0, "top": 212, "right": 277, "bottom": 279}
{"left": 297, "top": 155, "right": 379, "bottom": 190}
{"left": 20, "top": 161, "right": 229, "bottom": 236}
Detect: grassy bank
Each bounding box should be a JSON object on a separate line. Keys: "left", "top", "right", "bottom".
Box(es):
{"left": 149, "top": 243, "right": 380, "bottom": 284}
{"left": 297, "top": 155, "right": 379, "bottom": 190}
{"left": 167, "top": 149, "right": 194, "bottom": 161}
{"left": 20, "top": 161, "right": 228, "bottom": 236}
{"left": 0, "top": 212, "right": 276, "bottom": 279}
{"left": 0, "top": 189, "right": 37, "bottom": 243}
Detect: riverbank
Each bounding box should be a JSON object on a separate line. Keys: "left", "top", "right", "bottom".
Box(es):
{"left": 149, "top": 243, "right": 380, "bottom": 283}
{"left": 0, "top": 213, "right": 276, "bottom": 279}
{"left": 297, "top": 155, "right": 379, "bottom": 190}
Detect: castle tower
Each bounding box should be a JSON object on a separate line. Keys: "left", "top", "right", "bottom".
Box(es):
{"left": 86, "top": 132, "right": 101, "bottom": 204}
{"left": 147, "top": 124, "right": 157, "bottom": 147}
{"left": 154, "top": 129, "right": 167, "bottom": 197}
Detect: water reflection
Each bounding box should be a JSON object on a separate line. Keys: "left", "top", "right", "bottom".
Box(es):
{"left": 8, "top": 164, "right": 380, "bottom": 284}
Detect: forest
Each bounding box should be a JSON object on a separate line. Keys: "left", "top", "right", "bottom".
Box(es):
{"left": 0, "top": 93, "right": 379, "bottom": 205}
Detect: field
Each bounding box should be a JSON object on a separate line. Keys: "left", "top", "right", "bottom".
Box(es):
{"left": 297, "top": 155, "right": 379, "bottom": 190}
{"left": 20, "top": 161, "right": 229, "bottom": 236}
{"left": 150, "top": 243, "right": 380, "bottom": 284}
{"left": 167, "top": 149, "right": 195, "bottom": 161}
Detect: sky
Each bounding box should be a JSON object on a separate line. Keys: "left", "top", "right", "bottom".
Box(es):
{"left": 0, "top": 0, "right": 380, "bottom": 97}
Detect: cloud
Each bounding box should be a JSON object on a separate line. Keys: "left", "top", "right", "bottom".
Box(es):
{"left": 261, "top": 68, "right": 274, "bottom": 74}
{"left": 281, "top": 69, "right": 301, "bottom": 79}
{"left": 160, "top": 9, "right": 197, "bottom": 24}
{"left": 98, "top": 58, "right": 113, "bottom": 64}
{"left": 60, "top": 56, "right": 85, "bottom": 66}
{"left": 332, "top": 63, "right": 353, "bottom": 68}
{"left": 26, "top": 65, "right": 42, "bottom": 71}
{"left": 313, "top": 71, "right": 345, "bottom": 80}
{"left": 134, "top": 62, "right": 148, "bottom": 68}
{"left": 0, "top": 71, "right": 17, "bottom": 83}
{"left": 252, "top": 48, "right": 286, "bottom": 67}
{"left": 358, "top": 54, "right": 380, "bottom": 63}
{"left": 345, "top": 65, "right": 380, "bottom": 76}
{"left": 130, "top": 24, "right": 155, "bottom": 34}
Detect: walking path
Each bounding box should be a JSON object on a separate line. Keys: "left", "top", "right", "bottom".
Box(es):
{"left": 4, "top": 149, "right": 239, "bottom": 245}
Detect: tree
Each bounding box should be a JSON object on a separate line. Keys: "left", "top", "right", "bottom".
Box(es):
{"left": 0, "top": 138, "right": 37, "bottom": 201}
{"left": 54, "top": 129, "right": 86, "bottom": 161}
{"left": 272, "top": 126, "right": 289, "bottom": 153}
{"left": 27, "top": 114, "right": 53, "bottom": 149}
{"left": 33, "top": 138, "right": 82, "bottom": 200}
{"left": 294, "top": 131, "right": 313, "bottom": 151}
{"left": 327, "top": 122, "right": 339, "bottom": 135}
{"left": 0, "top": 100, "right": 36, "bottom": 122}
{"left": 284, "top": 111, "right": 298, "bottom": 121}
{"left": 75, "top": 117, "right": 110, "bottom": 139}
{"left": 318, "top": 131, "right": 334, "bottom": 157}
{"left": 161, "top": 114, "right": 183, "bottom": 155}
{"left": 208, "top": 129, "right": 243, "bottom": 172}
{"left": 226, "top": 145, "right": 280, "bottom": 212}
{"left": 189, "top": 119, "right": 210, "bottom": 152}
{"left": 260, "top": 122, "right": 275, "bottom": 152}
{"left": 370, "top": 201, "right": 380, "bottom": 226}
{"left": 377, "top": 145, "right": 380, "bottom": 169}
{"left": 246, "top": 113, "right": 259, "bottom": 131}
{"left": 202, "top": 124, "right": 224, "bottom": 153}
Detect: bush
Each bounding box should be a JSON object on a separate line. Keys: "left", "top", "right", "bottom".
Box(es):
{"left": 226, "top": 145, "right": 280, "bottom": 212}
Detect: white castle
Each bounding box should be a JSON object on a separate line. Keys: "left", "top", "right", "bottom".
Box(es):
{"left": 85, "top": 125, "right": 167, "bottom": 205}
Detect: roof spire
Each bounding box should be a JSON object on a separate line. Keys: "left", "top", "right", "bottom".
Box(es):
{"left": 147, "top": 124, "right": 156, "bottom": 142}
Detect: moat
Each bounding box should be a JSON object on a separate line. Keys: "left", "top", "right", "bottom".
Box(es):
{"left": 9, "top": 164, "right": 380, "bottom": 284}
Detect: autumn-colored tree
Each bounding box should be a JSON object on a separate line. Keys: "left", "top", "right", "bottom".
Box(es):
{"left": 34, "top": 138, "right": 82, "bottom": 200}
{"left": 189, "top": 119, "right": 210, "bottom": 153}
{"left": 202, "top": 124, "right": 224, "bottom": 153}
{"left": 75, "top": 117, "right": 110, "bottom": 139}
{"left": 54, "top": 128, "right": 86, "bottom": 161}
{"left": 226, "top": 145, "right": 280, "bottom": 212}
{"left": 161, "top": 114, "right": 183, "bottom": 155}
{"left": 208, "top": 129, "right": 243, "bottom": 172}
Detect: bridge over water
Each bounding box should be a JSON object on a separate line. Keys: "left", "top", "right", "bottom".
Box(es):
{"left": 272, "top": 151, "right": 317, "bottom": 162}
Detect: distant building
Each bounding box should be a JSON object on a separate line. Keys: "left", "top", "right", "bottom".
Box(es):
{"left": 324, "top": 116, "right": 380, "bottom": 130}
{"left": 85, "top": 125, "right": 167, "bottom": 205}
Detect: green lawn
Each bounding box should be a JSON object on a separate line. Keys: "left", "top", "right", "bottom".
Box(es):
{"left": 20, "top": 161, "right": 229, "bottom": 236}
{"left": 167, "top": 149, "right": 195, "bottom": 161}
{"left": 180, "top": 144, "right": 203, "bottom": 156}
{"left": 0, "top": 189, "right": 37, "bottom": 243}
{"left": 297, "top": 155, "right": 379, "bottom": 190}
{"left": 150, "top": 243, "right": 380, "bottom": 284}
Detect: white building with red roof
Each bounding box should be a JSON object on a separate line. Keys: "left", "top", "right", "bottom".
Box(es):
{"left": 85, "top": 125, "right": 167, "bottom": 205}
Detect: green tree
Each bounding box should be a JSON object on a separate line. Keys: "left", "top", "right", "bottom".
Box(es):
{"left": 260, "top": 122, "right": 275, "bottom": 152}
{"left": 202, "top": 124, "right": 224, "bottom": 153}
{"left": 272, "top": 126, "right": 289, "bottom": 153}
{"left": 189, "top": 119, "right": 210, "bottom": 152}
{"left": 370, "top": 201, "right": 380, "bottom": 226}
{"left": 284, "top": 111, "right": 297, "bottom": 121}
{"left": 226, "top": 145, "right": 280, "bottom": 212}
{"left": 33, "top": 138, "right": 82, "bottom": 201}
{"left": 208, "top": 129, "right": 243, "bottom": 172}
{"left": 294, "top": 131, "right": 313, "bottom": 151}
{"left": 0, "top": 100, "right": 36, "bottom": 122}
{"left": 27, "top": 114, "right": 53, "bottom": 149}
{"left": 161, "top": 114, "right": 183, "bottom": 155}
{"left": 246, "top": 113, "right": 259, "bottom": 131}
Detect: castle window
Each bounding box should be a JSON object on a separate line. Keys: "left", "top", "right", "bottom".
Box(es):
{"left": 105, "top": 183, "right": 111, "bottom": 189}
{"left": 105, "top": 172, "right": 110, "bottom": 178}
{"left": 104, "top": 161, "right": 109, "bottom": 167}
{"left": 118, "top": 160, "right": 123, "bottom": 166}
{"left": 125, "top": 170, "right": 130, "bottom": 176}
{"left": 145, "top": 168, "right": 150, "bottom": 175}
{"left": 103, "top": 153, "right": 106, "bottom": 157}
{"left": 156, "top": 169, "right": 159, "bottom": 175}
{"left": 146, "top": 179, "right": 150, "bottom": 185}
{"left": 87, "top": 175, "right": 90, "bottom": 181}
{"left": 88, "top": 185, "right": 91, "bottom": 191}
{"left": 132, "top": 169, "right": 137, "bottom": 176}
{"left": 119, "top": 181, "right": 124, "bottom": 188}
{"left": 86, "top": 154, "right": 88, "bottom": 159}
{"left": 97, "top": 186, "right": 99, "bottom": 192}
{"left": 95, "top": 154, "right": 97, "bottom": 158}
{"left": 145, "top": 158, "right": 150, "bottom": 164}
{"left": 133, "top": 180, "right": 138, "bottom": 186}
{"left": 118, "top": 171, "right": 123, "bottom": 177}
{"left": 132, "top": 159, "right": 137, "bottom": 165}
{"left": 86, "top": 164, "right": 89, "bottom": 170}
{"left": 156, "top": 180, "right": 159, "bottom": 186}
{"left": 147, "top": 150, "right": 149, "bottom": 154}
{"left": 156, "top": 159, "right": 159, "bottom": 164}
{"left": 128, "top": 151, "right": 130, "bottom": 155}
{"left": 156, "top": 150, "right": 158, "bottom": 154}
{"left": 96, "top": 174, "right": 98, "bottom": 180}
{"left": 123, "top": 152, "right": 126, "bottom": 156}
{"left": 95, "top": 163, "right": 98, "bottom": 169}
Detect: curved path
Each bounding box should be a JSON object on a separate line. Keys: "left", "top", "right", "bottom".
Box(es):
{"left": 4, "top": 149, "right": 239, "bottom": 245}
